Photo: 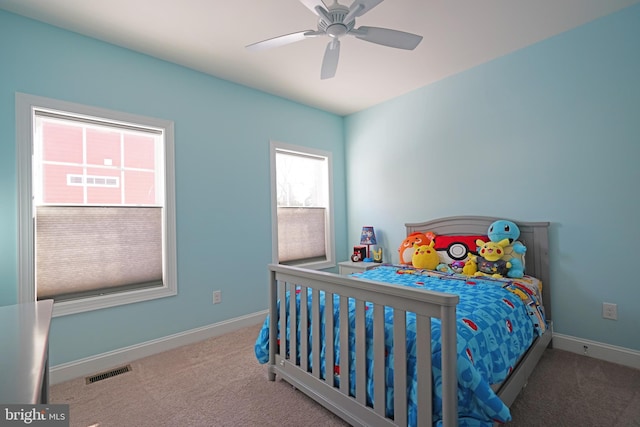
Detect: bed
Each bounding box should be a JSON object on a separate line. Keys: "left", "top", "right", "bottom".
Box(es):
{"left": 255, "top": 216, "right": 552, "bottom": 427}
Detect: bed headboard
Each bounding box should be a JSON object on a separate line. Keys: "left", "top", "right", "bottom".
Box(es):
{"left": 405, "top": 216, "right": 551, "bottom": 320}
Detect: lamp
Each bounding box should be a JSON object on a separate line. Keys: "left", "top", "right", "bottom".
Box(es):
{"left": 360, "top": 226, "right": 377, "bottom": 259}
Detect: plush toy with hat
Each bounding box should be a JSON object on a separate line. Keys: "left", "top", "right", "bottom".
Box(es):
{"left": 474, "top": 238, "right": 512, "bottom": 278}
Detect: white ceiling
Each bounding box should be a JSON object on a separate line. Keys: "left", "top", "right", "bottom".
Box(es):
{"left": 1, "top": 0, "right": 637, "bottom": 115}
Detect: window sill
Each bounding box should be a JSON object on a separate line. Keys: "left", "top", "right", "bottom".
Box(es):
{"left": 283, "top": 260, "right": 336, "bottom": 271}
{"left": 50, "top": 284, "right": 177, "bottom": 317}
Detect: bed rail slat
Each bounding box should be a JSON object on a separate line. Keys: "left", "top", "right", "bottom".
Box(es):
{"left": 373, "top": 303, "right": 386, "bottom": 417}
{"left": 441, "top": 305, "right": 458, "bottom": 425}
{"left": 312, "top": 287, "right": 321, "bottom": 378}
{"left": 416, "top": 313, "right": 432, "bottom": 426}
{"left": 280, "top": 281, "right": 288, "bottom": 362}
{"left": 300, "top": 285, "right": 309, "bottom": 372}
{"left": 325, "top": 291, "right": 335, "bottom": 387}
{"left": 339, "top": 294, "right": 349, "bottom": 395}
{"left": 290, "top": 284, "right": 298, "bottom": 363}
{"left": 268, "top": 270, "right": 278, "bottom": 380}
{"left": 355, "top": 299, "right": 366, "bottom": 406}
{"left": 393, "top": 309, "right": 408, "bottom": 426}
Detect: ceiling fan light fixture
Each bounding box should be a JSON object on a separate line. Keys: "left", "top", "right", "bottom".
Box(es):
{"left": 326, "top": 23, "right": 348, "bottom": 38}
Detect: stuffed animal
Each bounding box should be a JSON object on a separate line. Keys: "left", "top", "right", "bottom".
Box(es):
{"left": 411, "top": 240, "right": 439, "bottom": 270}
{"left": 398, "top": 231, "right": 435, "bottom": 265}
{"left": 436, "top": 263, "right": 454, "bottom": 273}
{"left": 474, "top": 238, "right": 512, "bottom": 278}
{"left": 462, "top": 255, "right": 478, "bottom": 276}
{"left": 487, "top": 220, "right": 526, "bottom": 278}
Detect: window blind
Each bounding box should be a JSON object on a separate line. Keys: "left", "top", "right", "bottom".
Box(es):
{"left": 277, "top": 207, "right": 326, "bottom": 263}
{"left": 35, "top": 108, "right": 163, "bottom": 134}
{"left": 36, "top": 206, "right": 162, "bottom": 300}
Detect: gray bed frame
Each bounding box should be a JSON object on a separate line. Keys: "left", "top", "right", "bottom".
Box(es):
{"left": 266, "top": 216, "right": 552, "bottom": 427}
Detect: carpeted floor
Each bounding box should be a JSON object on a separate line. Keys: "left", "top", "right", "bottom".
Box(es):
{"left": 508, "top": 345, "right": 640, "bottom": 426}
{"left": 52, "top": 324, "right": 347, "bottom": 427}
{"left": 51, "top": 324, "right": 640, "bottom": 426}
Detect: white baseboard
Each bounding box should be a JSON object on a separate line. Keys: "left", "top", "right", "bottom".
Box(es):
{"left": 50, "top": 310, "right": 268, "bottom": 385}
{"left": 552, "top": 333, "right": 640, "bottom": 370}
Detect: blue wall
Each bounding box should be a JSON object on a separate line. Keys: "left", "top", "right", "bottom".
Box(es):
{"left": 345, "top": 5, "right": 640, "bottom": 350}
{"left": 2, "top": 4, "right": 639, "bottom": 367}
{"left": 0, "top": 10, "right": 347, "bottom": 365}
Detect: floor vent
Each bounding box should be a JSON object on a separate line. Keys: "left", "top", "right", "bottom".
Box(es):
{"left": 85, "top": 364, "right": 132, "bottom": 384}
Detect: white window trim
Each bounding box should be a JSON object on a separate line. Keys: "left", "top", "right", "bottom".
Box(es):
{"left": 16, "top": 93, "right": 178, "bottom": 316}
{"left": 269, "top": 140, "right": 336, "bottom": 270}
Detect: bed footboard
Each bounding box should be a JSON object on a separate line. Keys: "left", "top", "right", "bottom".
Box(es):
{"left": 267, "top": 264, "right": 460, "bottom": 427}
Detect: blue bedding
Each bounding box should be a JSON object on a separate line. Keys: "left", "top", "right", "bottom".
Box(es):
{"left": 255, "top": 265, "right": 547, "bottom": 427}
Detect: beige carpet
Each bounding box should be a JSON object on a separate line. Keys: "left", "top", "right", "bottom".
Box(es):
{"left": 52, "top": 324, "right": 348, "bottom": 427}
{"left": 509, "top": 346, "right": 640, "bottom": 426}
{"left": 51, "top": 324, "right": 640, "bottom": 426}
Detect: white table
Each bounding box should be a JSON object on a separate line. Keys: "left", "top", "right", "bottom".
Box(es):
{"left": 0, "top": 300, "right": 54, "bottom": 404}
{"left": 338, "top": 260, "right": 380, "bottom": 275}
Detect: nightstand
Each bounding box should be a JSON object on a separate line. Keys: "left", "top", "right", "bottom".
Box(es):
{"left": 338, "top": 261, "right": 379, "bottom": 275}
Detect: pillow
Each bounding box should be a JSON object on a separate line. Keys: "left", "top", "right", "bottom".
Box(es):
{"left": 432, "top": 234, "right": 487, "bottom": 265}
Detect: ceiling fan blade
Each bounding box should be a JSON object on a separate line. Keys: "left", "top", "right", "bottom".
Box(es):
{"left": 344, "top": 0, "right": 384, "bottom": 22}
{"left": 320, "top": 39, "right": 340, "bottom": 80}
{"left": 246, "top": 31, "right": 314, "bottom": 51}
{"left": 352, "top": 26, "right": 423, "bottom": 50}
{"left": 299, "top": 0, "right": 330, "bottom": 17}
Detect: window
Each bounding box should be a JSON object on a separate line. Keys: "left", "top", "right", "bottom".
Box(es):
{"left": 270, "top": 141, "right": 335, "bottom": 269}
{"left": 16, "top": 93, "right": 177, "bottom": 316}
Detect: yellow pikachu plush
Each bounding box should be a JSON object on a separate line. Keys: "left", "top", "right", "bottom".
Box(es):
{"left": 411, "top": 240, "right": 439, "bottom": 270}
{"left": 474, "top": 238, "right": 512, "bottom": 278}
{"left": 462, "top": 254, "right": 478, "bottom": 276}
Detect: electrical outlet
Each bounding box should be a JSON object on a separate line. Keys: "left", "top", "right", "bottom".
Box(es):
{"left": 602, "top": 302, "right": 617, "bottom": 320}
{"left": 213, "top": 290, "right": 222, "bottom": 304}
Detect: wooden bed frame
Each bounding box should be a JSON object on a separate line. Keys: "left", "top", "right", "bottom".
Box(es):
{"left": 266, "top": 216, "right": 552, "bottom": 427}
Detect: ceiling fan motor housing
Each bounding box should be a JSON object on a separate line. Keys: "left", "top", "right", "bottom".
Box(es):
{"left": 318, "top": 5, "right": 354, "bottom": 38}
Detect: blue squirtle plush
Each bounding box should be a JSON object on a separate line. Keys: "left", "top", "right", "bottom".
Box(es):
{"left": 487, "top": 220, "right": 526, "bottom": 278}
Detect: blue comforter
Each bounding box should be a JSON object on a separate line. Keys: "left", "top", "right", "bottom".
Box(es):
{"left": 255, "top": 265, "right": 546, "bottom": 426}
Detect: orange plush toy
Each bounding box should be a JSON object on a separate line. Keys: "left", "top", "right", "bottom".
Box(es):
{"left": 398, "top": 231, "right": 435, "bottom": 265}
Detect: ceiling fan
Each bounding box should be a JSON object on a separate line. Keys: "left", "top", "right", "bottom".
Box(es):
{"left": 246, "top": 0, "right": 423, "bottom": 79}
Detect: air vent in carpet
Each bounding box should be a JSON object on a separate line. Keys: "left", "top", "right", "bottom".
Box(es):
{"left": 85, "top": 364, "right": 132, "bottom": 384}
